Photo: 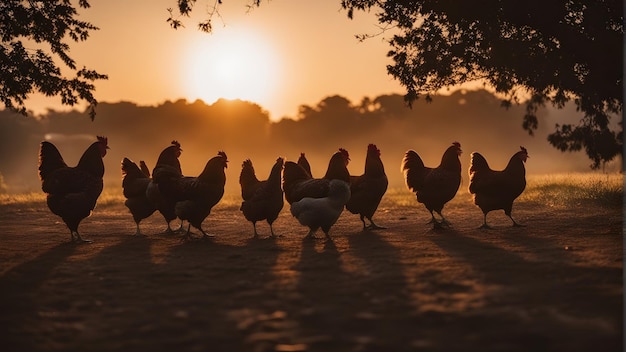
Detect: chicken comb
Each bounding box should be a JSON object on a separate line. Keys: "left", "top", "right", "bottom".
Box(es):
{"left": 452, "top": 141, "right": 461, "bottom": 148}
{"left": 367, "top": 144, "right": 378, "bottom": 151}
{"left": 171, "top": 140, "right": 181, "bottom": 148}
{"left": 218, "top": 151, "right": 228, "bottom": 161}
{"left": 97, "top": 136, "right": 108, "bottom": 146}
{"left": 520, "top": 146, "right": 527, "bottom": 153}
{"left": 339, "top": 148, "right": 349, "bottom": 159}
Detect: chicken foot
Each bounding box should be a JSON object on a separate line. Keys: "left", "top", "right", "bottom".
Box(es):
{"left": 427, "top": 210, "right": 451, "bottom": 229}
{"left": 133, "top": 222, "right": 146, "bottom": 236}
{"left": 360, "top": 215, "right": 386, "bottom": 230}
{"left": 304, "top": 229, "right": 317, "bottom": 239}
{"left": 268, "top": 224, "right": 281, "bottom": 238}
{"left": 479, "top": 213, "right": 524, "bottom": 229}
{"left": 161, "top": 220, "right": 184, "bottom": 235}
{"left": 509, "top": 215, "right": 525, "bottom": 227}
{"left": 71, "top": 231, "right": 92, "bottom": 243}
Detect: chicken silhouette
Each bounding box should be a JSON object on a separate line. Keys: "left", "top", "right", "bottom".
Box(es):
{"left": 401, "top": 142, "right": 462, "bottom": 229}
{"left": 469, "top": 146, "right": 528, "bottom": 228}
{"left": 290, "top": 179, "right": 351, "bottom": 239}
{"left": 153, "top": 151, "right": 228, "bottom": 240}
{"left": 239, "top": 157, "right": 285, "bottom": 238}
{"left": 283, "top": 148, "right": 350, "bottom": 204}
{"left": 38, "top": 136, "right": 109, "bottom": 243}
{"left": 146, "top": 141, "right": 183, "bottom": 234}
{"left": 346, "top": 144, "right": 388, "bottom": 230}
{"left": 121, "top": 157, "right": 156, "bottom": 235}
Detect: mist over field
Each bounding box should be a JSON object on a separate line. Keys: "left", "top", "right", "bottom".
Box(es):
{"left": 0, "top": 89, "right": 619, "bottom": 194}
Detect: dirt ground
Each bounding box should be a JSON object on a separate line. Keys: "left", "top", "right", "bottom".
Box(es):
{"left": 0, "top": 194, "right": 622, "bottom": 352}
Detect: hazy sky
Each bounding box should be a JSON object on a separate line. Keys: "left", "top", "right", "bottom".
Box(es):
{"left": 23, "top": 0, "right": 409, "bottom": 121}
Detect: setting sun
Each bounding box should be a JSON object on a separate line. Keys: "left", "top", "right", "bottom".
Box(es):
{"left": 182, "top": 28, "right": 282, "bottom": 107}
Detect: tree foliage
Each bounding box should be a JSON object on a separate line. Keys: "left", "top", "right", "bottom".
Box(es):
{"left": 0, "top": 0, "right": 107, "bottom": 120}
{"left": 344, "top": 0, "right": 624, "bottom": 169}
{"left": 171, "top": 0, "right": 623, "bottom": 168}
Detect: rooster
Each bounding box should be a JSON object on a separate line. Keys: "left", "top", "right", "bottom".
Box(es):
{"left": 153, "top": 151, "right": 228, "bottom": 240}
{"left": 290, "top": 179, "right": 351, "bottom": 239}
{"left": 468, "top": 146, "right": 528, "bottom": 228}
{"left": 239, "top": 157, "right": 285, "bottom": 238}
{"left": 38, "top": 136, "right": 109, "bottom": 243}
{"left": 297, "top": 152, "right": 313, "bottom": 177}
{"left": 401, "top": 142, "right": 462, "bottom": 229}
{"left": 283, "top": 148, "right": 350, "bottom": 204}
{"left": 146, "top": 141, "right": 183, "bottom": 234}
{"left": 346, "top": 144, "right": 388, "bottom": 230}
{"left": 121, "top": 157, "right": 155, "bottom": 235}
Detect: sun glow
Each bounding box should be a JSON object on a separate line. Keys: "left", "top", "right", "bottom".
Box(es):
{"left": 182, "top": 28, "right": 282, "bottom": 107}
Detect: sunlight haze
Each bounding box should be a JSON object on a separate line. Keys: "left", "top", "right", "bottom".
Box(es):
{"left": 22, "top": 0, "right": 405, "bottom": 121}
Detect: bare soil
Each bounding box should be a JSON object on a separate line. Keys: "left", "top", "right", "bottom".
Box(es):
{"left": 0, "top": 196, "right": 622, "bottom": 352}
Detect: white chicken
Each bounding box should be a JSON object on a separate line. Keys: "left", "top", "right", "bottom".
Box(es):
{"left": 290, "top": 179, "right": 351, "bottom": 239}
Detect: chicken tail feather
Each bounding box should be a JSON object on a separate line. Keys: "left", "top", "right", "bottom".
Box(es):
{"left": 38, "top": 141, "right": 68, "bottom": 181}
{"left": 401, "top": 150, "right": 425, "bottom": 192}
{"left": 469, "top": 152, "right": 490, "bottom": 174}
{"left": 239, "top": 159, "right": 258, "bottom": 187}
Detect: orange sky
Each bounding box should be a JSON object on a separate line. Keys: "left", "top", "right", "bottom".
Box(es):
{"left": 23, "top": 0, "right": 408, "bottom": 121}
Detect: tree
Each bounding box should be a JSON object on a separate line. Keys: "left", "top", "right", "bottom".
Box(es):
{"left": 0, "top": 0, "right": 107, "bottom": 120}
{"left": 171, "top": 0, "right": 623, "bottom": 169}
{"left": 342, "top": 0, "right": 623, "bottom": 169}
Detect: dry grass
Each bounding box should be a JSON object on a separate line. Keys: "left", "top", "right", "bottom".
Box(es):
{"left": 520, "top": 173, "right": 623, "bottom": 208}
{"left": 1, "top": 173, "right": 621, "bottom": 209}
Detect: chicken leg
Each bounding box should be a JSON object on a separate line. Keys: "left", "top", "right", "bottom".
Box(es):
{"left": 71, "top": 230, "right": 92, "bottom": 243}
{"left": 133, "top": 223, "right": 143, "bottom": 236}
{"left": 252, "top": 222, "right": 260, "bottom": 238}
{"left": 479, "top": 214, "right": 492, "bottom": 229}
{"left": 269, "top": 224, "right": 280, "bottom": 238}
{"left": 360, "top": 215, "right": 386, "bottom": 230}
{"left": 508, "top": 214, "right": 524, "bottom": 227}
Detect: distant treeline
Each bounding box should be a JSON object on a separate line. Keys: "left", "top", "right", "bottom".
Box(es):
{"left": 0, "top": 90, "right": 611, "bottom": 194}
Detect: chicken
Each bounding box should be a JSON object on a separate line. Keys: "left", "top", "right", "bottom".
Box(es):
{"left": 468, "top": 146, "right": 529, "bottom": 228}
{"left": 401, "top": 142, "right": 462, "bottom": 229}
{"left": 153, "top": 151, "right": 228, "bottom": 240}
{"left": 297, "top": 152, "right": 313, "bottom": 177}
{"left": 38, "top": 136, "right": 109, "bottom": 243}
{"left": 290, "top": 179, "right": 351, "bottom": 239}
{"left": 239, "top": 157, "right": 285, "bottom": 238}
{"left": 146, "top": 141, "right": 183, "bottom": 234}
{"left": 121, "top": 157, "right": 155, "bottom": 235}
{"left": 283, "top": 148, "right": 350, "bottom": 204}
{"left": 346, "top": 144, "right": 388, "bottom": 230}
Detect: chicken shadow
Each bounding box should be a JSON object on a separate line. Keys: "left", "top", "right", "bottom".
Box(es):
{"left": 429, "top": 229, "right": 622, "bottom": 350}
{"left": 288, "top": 231, "right": 419, "bottom": 350}
{"left": 0, "top": 243, "right": 77, "bottom": 351}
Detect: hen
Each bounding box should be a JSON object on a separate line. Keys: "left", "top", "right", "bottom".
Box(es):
{"left": 153, "top": 151, "right": 228, "bottom": 240}
{"left": 468, "top": 146, "right": 528, "bottom": 228}
{"left": 121, "top": 157, "right": 155, "bottom": 235}
{"left": 146, "top": 141, "right": 183, "bottom": 234}
{"left": 239, "top": 157, "right": 285, "bottom": 238}
{"left": 401, "top": 142, "right": 462, "bottom": 229}
{"left": 290, "top": 179, "right": 351, "bottom": 239}
{"left": 38, "top": 136, "right": 109, "bottom": 243}
{"left": 346, "top": 144, "right": 388, "bottom": 230}
{"left": 283, "top": 148, "right": 350, "bottom": 204}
